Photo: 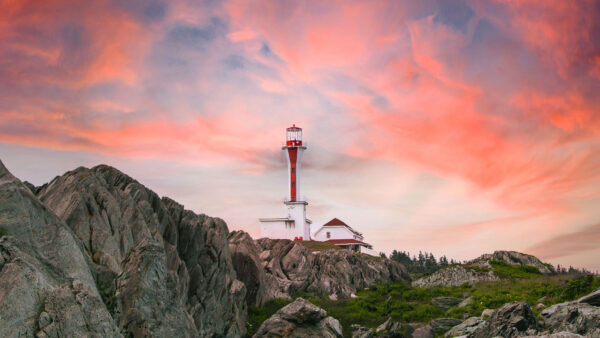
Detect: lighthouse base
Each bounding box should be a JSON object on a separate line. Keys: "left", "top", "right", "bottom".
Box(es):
{"left": 259, "top": 201, "right": 311, "bottom": 240}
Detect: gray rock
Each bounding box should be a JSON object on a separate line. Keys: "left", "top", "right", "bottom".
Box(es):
{"left": 444, "top": 316, "right": 484, "bottom": 337}
{"left": 467, "top": 250, "right": 553, "bottom": 274}
{"left": 228, "top": 230, "right": 272, "bottom": 307}
{"left": 432, "top": 297, "right": 463, "bottom": 309}
{"left": 351, "top": 324, "right": 374, "bottom": 338}
{"left": 411, "top": 325, "right": 434, "bottom": 338}
{"left": 430, "top": 318, "right": 463, "bottom": 334}
{"left": 577, "top": 287, "right": 600, "bottom": 306}
{"left": 375, "top": 317, "right": 413, "bottom": 337}
{"left": 253, "top": 298, "right": 342, "bottom": 337}
{"left": 255, "top": 238, "right": 410, "bottom": 299}
{"left": 0, "top": 160, "right": 120, "bottom": 337}
{"left": 536, "top": 303, "right": 546, "bottom": 311}
{"left": 413, "top": 265, "right": 500, "bottom": 288}
{"left": 470, "top": 301, "right": 537, "bottom": 338}
{"left": 539, "top": 301, "right": 600, "bottom": 336}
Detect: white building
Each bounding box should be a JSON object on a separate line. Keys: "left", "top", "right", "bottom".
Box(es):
{"left": 312, "top": 218, "right": 373, "bottom": 253}
{"left": 260, "top": 125, "right": 311, "bottom": 240}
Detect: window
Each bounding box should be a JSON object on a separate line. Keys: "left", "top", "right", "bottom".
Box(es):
{"left": 326, "top": 232, "right": 330, "bottom": 238}
{"left": 292, "top": 182, "right": 295, "bottom": 188}
{"left": 291, "top": 168, "right": 295, "bottom": 173}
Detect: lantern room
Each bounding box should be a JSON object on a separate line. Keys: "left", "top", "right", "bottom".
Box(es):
{"left": 286, "top": 125, "right": 303, "bottom": 146}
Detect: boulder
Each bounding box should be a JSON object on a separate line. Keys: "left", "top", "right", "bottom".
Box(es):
{"left": 470, "top": 301, "right": 537, "bottom": 337}
{"left": 444, "top": 316, "right": 484, "bottom": 337}
{"left": 538, "top": 301, "right": 600, "bottom": 336}
{"left": 430, "top": 318, "right": 462, "bottom": 334}
{"left": 577, "top": 288, "right": 600, "bottom": 306}
{"left": 432, "top": 297, "right": 463, "bottom": 309}
{"left": 536, "top": 303, "right": 546, "bottom": 311}
{"left": 523, "top": 332, "right": 584, "bottom": 338}
{"left": 253, "top": 298, "right": 342, "bottom": 338}
{"left": 351, "top": 324, "right": 374, "bottom": 338}
{"left": 411, "top": 325, "right": 434, "bottom": 338}
{"left": 412, "top": 265, "right": 500, "bottom": 288}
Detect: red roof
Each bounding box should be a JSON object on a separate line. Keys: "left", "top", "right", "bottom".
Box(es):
{"left": 287, "top": 124, "right": 301, "bottom": 130}
{"left": 326, "top": 239, "right": 371, "bottom": 246}
{"left": 322, "top": 218, "right": 362, "bottom": 236}
{"left": 323, "top": 218, "right": 348, "bottom": 226}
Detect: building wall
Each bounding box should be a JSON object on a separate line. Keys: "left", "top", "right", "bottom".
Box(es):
{"left": 313, "top": 226, "right": 360, "bottom": 241}
{"left": 286, "top": 202, "right": 310, "bottom": 239}
{"left": 260, "top": 220, "right": 297, "bottom": 239}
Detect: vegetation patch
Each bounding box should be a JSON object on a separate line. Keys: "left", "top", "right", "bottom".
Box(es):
{"left": 0, "top": 227, "right": 7, "bottom": 238}
{"left": 246, "top": 298, "right": 290, "bottom": 336}
{"left": 489, "top": 260, "right": 542, "bottom": 279}
{"left": 245, "top": 274, "right": 599, "bottom": 337}
{"left": 299, "top": 240, "right": 341, "bottom": 252}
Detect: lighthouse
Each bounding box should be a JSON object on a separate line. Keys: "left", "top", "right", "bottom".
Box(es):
{"left": 259, "top": 125, "right": 311, "bottom": 240}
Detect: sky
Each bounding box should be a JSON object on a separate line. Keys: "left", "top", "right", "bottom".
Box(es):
{"left": 1, "top": 0, "right": 599, "bottom": 271}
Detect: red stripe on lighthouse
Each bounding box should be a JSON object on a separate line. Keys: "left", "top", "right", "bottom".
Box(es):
{"left": 288, "top": 147, "right": 298, "bottom": 201}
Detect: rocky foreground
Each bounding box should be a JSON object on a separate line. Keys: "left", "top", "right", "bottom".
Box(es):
{"left": 0, "top": 161, "right": 408, "bottom": 337}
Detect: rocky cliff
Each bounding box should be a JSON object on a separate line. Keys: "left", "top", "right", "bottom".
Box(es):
{"left": 0, "top": 161, "right": 410, "bottom": 337}
{"left": 0, "top": 161, "right": 245, "bottom": 337}
{"left": 228, "top": 231, "right": 411, "bottom": 306}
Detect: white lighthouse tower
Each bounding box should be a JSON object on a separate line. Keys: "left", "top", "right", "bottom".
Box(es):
{"left": 259, "top": 125, "right": 311, "bottom": 240}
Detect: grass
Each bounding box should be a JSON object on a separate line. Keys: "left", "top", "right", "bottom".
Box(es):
{"left": 246, "top": 274, "right": 600, "bottom": 338}
{"left": 0, "top": 227, "right": 7, "bottom": 238}
{"left": 299, "top": 240, "right": 341, "bottom": 252}
{"left": 488, "top": 260, "right": 542, "bottom": 279}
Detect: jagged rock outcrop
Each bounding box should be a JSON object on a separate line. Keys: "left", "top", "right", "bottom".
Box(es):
{"left": 412, "top": 265, "right": 500, "bottom": 288}
{"left": 252, "top": 237, "right": 410, "bottom": 300}
{"left": 468, "top": 250, "right": 554, "bottom": 274}
{"left": 538, "top": 300, "right": 600, "bottom": 336}
{"left": 253, "top": 297, "right": 342, "bottom": 337}
{"left": 0, "top": 160, "right": 120, "bottom": 337}
{"left": 0, "top": 161, "right": 247, "bottom": 337}
{"left": 411, "top": 325, "right": 434, "bottom": 338}
{"left": 470, "top": 301, "right": 538, "bottom": 337}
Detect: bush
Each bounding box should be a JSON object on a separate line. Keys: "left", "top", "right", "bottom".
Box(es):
{"left": 246, "top": 298, "right": 290, "bottom": 336}
{"left": 0, "top": 227, "right": 7, "bottom": 238}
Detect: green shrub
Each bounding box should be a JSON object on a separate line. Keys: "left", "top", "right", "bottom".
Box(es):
{"left": 0, "top": 227, "right": 7, "bottom": 238}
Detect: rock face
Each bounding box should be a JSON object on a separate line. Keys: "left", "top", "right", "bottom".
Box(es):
{"left": 468, "top": 250, "right": 554, "bottom": 274}
{"left": 538, "top": 300, "right": 600, "bottom": 336}
{"left": 0, "top": 160, "right": 120, "bottom": 337}
{"left": 413, "top": 265, "right": 500, "bottom": 288}
{"left": 470, "top": 301, "right": 538, "bottom": 337}
{"left": 351, "top": 324, "right": 374, "bottom": 338}
{"left": 232, "top": 236, "right": 410, "bottom": 301}
{"left": 253, "top": 297, "right": 342, "bottom": 337}
{"left": 0, "top": 161, "right": 247, "bottom": 337}
{"left": 375, "top": 317, "right": 413, "bottom": 337}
